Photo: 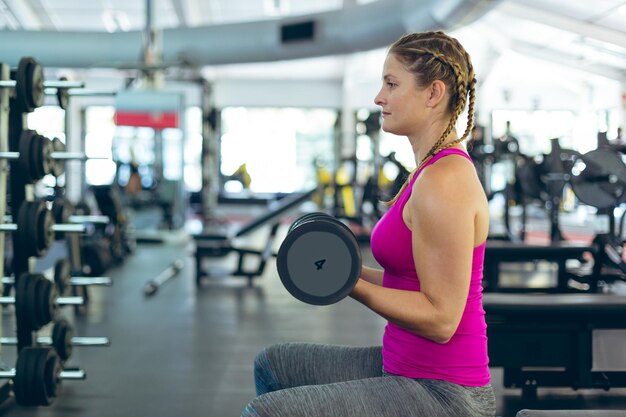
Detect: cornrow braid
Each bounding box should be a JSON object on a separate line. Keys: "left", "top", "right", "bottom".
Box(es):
{"left": 416, "top": 56, "right": 466, "bottom": 168}
{"left": 460, "top": 77, "right": 477, "bottom": 143}
{"left": 384, "top": 31, "right": 477, "bottom": 206}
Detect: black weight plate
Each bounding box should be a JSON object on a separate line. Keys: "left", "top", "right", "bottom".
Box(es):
{"left": 27, "top": 60, "right": 45, "bottom": 111}
{"left": 51, "top": 198, "right": 72, "bottom": 240}
{"left": 31, "top": 202, "right": 46, "bottom": 256}
{"left": 515, "top": 156, "right": 543, "bottom": 200}
{"left": 14, "top": 57, "right": 35, "bottom": 113}
{"left": 29, "top": 275, "right": 47, "bottom": 330}
{"left": 54, "top": 258, "right": 72, "bottom": 295}
{"left": 52, "top": 319, "right": 74, "bottom": 362}
{"left": 15, "top": 273, "right": 38, "bottom": 331}
{"left": 35, "top": 277, "right": 58, "bottom": 327}
{"left": 571, "top": 149, "right": 626, "bottom": 209}
{"left": 29, "top": 201, "right": 43, "bottom": 257}
{"left": 82, "top": 241, "right": 111, "bottom": 277}
{"left": 56, "top": 77, "right": 70, "bottom": 110}
{"left": 18, "top": 130, "right": 36, "bottom": 182}
{"left": 39, "top": 135, "right": 53, "bottom": 177}
{"left": 14, "top": 347, "right": 40, "bottom": 405}
{"left": 39, "top": 205, "right": 55, "bottom": 253}
{"left": 31, "top": 134, "right": 47, "bottom": 180}
{"left": 13, "top": 346, "right": 28, "bottom": 404}
{"left": 28, "top": 131, "right": 43, "bottom": 181}
{"left": 15, "top": 202, "right": 30, "bottom": 257}
{"left": 277, "top": 220, "right": 361, "bottom": 305}
{"left": 288, "top": 212, "right": 333, "bottom": 234}
{"left": 51, "top": 137, "right": 65, "bottom": 177}
{"left": 43, "top": 348, "right": 61, "bottom": 400}
{"left": 32, "top": 347, "right": 53, "bottom": 405}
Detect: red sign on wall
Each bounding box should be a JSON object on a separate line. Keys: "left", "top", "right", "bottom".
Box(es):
{"left": 114, "top": 90, "right": 183, "bottom": 129}
{"left": 114, "top": 111, "right": 179, "bottom": 129}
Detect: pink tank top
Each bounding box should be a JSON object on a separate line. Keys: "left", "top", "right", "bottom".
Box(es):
{"left": 370, "top": 148, "right": 490, "bottom": 386}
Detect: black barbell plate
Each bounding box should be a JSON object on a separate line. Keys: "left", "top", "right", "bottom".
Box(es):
{"left": 288, "top": 212, "right": 333, "bottom": 234}
{"left": 56, "top": 77, "right": 70, "bottom": 110}
{"left": 43, "top": 348, "right": 61, "bottom": 400}
{"left": 15, "top": 273, "right": 38, "bottom": 331}
{"left": 51, "top": 198, "right": 72, "bottom": 240}
{"left": 38, "top": 134, "right": 53, "bottom": 177}
{"left": 33, "top": 347, "right": 52, "bottom": 406}
{"left": 34, "top": 201, "right": 55, "bottom": 255}
{"left": 24, "top": 347, "right": 57, "bottom": 406}
{"left": 277, "top": 219, "right": 361, "bottom": 305}
{"left": 54, "top": 258, "right": 72, "bottom": 295}
{"left": 34, "top": 201, "right": 47, "bottom": 255}
{"left": 52, "top": 319, "right": 74, "bottom": 362}
{"left": 515, "top": 156, "right": 543, "bottom": 201}
{"left": 34, "top": 276, "right": 58, "bottom": 329}
{"left": 15, "top": 201, "right": 34, "bottom": 258}
{"left": 14, "top": 57, "right": 36, "bottom": 113}
{"left": 571, "top": 149, "right": 626, "bottom": 209}
{"left": 14, "top": 347, "right": 39, "bottom": 406}
{"left": 12, "top": 348, "right": 28, "bottom": 404}
{"left": 51, "top": 138, "right": 66, "bottom": 177}
{"left": 28, "top": 201, "right": 44, "bottom": 256}
{"left": 27, "top": 60, "right": 45, "bottom": 111}
{"left": 17, "top": 130, "right": 35, "bottom": 183}
{"left": 29, "top": 132, "right": 43, "bottom": 182}
{"left": 30, "top": 275, "right": 47, "bottom": 330}
{"left": 82, "top": 241, "right": 111, "bottom": 277}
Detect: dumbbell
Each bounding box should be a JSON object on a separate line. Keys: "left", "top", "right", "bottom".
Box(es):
{"left": 0, "top": 56, "right": 83, "bottom": 113}
{"left": 3, "top": 270, "right": 112, "bottom": 297}
{"left": 1, "top": 273, "right": 84, "bottom": 331}
{"left": 0, "top": 346, "right": 86, "bottom": 406}
{"left": 0, "top": 200, "right": 85, "bottom": 257}
{"left": 0, "top": 130, "right": 92, "bottom": 182}
{"left": 50, "top": 197, "right": 109, "bottom": 240}
{"left": 50, "top": 258, "right": 112, "bottom": 296}
{"left": 277, "top": 212, "right": 361, "bottom": 305}
{"left": 0, "top": 318, "right": 110, "bottom": 361}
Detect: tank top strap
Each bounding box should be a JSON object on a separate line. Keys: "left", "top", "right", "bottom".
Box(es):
{"left": 408, "top": 147, "right": 472, "bottom": 188}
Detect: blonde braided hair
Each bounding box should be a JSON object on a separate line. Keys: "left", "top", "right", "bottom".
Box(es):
{"left": 385, "top": 31, "right": 477, "bottom": 205}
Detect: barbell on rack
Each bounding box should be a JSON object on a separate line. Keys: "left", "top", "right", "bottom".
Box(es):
{"left": 3, "top": 275, "right": 111, "bottom": 291}
{"left": 0, "top": 200, "right": 85, "bottom": 257}
{"left": 0, "top": 318, "right": 109, "bottom": 361}
{"left": 0, "top": 130, "right": 94, "bottom": 182}
{"left": 51, "top": 257, "right": 112, "bottom": 295}
{"left": 2, "top": 273, "right": 84, "bottom": 331}
{"left": 44, "top": 78, "right": 117, "bottom": 110}
{"left": 50, "top": 197, "right": 109, "bottom": 240}
{"left": 0, "top": 57, "right": 84, "bottom": 113}
{"left": 0, "top": 346, "right": 86, "bottom": 406}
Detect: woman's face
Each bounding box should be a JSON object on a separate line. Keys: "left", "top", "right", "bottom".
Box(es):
{"left": 374, "top": 53, "right": 429, "bottom": 137}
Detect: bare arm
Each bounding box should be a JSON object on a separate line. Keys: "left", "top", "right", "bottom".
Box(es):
{"left": 350, "top": 157, "right": 480, "bottom": 343}
{"left": 359, "top": 265, "right": 384, "bottom": 286}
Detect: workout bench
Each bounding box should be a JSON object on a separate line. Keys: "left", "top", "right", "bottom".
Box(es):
{"left": 484, "top": 293, "right": 626, "bottom": 399}
{"left": 484, "top": 240, "right": 593, "bottom": 293}
{"left": 193, "top": 189, "right": 315, "bottom": 286}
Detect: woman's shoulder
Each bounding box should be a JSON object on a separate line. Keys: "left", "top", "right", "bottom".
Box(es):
{"left": 415, "top": 150, "right": 476, "bottom": 188}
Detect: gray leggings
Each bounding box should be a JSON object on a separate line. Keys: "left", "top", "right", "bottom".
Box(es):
{"left": 241, "top": 343, "right": 496, "bottom": 417}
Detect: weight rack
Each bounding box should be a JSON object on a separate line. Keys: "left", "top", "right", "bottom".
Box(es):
{"left": 0, "top": 60, "right": 11, "bottom": 405}
{"left": 0, "top": 56, "right": 109, "bottom": 407}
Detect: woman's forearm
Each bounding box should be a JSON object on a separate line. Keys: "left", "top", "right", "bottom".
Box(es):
{"left": 359, "top": 265, "right": 384, "bottom": 286}
{"left": 350, "top": 279, "right": 455, "bottom": 344}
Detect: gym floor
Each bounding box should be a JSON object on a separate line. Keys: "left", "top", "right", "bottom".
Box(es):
{"left": 1, "top": 211, "right": 626, "bottom": 417}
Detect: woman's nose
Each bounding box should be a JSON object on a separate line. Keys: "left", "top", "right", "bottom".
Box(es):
{"left": 374, "top": 90, "right": 384, "bottom": 106}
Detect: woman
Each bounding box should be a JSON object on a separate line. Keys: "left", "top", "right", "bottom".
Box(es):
{"left": 242, "top": 31, "right": 495, "bottom": 417}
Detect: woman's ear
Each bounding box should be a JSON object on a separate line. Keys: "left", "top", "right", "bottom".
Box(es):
{"left": 426, "top": 80, "right": 447, "bottom": 108}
